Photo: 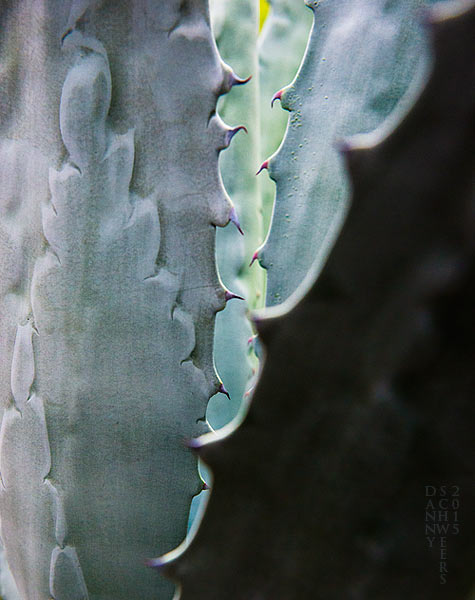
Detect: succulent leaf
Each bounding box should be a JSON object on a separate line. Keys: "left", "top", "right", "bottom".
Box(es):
{"left": 0, "top": 1, "right": 234, "bottom": 597}
{"left": 161, "top": 3, "right": 475, "bottom": 598}
{"left": 258, "top": 0, "right": 313, "bottom": 229}
{"left": 261, "top": 0, "right": 446, "bottom": 306}
{"left": 209, "top": 0, "right": 265, "bottom": 432}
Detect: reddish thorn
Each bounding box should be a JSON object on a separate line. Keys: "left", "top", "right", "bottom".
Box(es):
{"left": 249, "top": 251, "right": 259, "bottom": 267}
{"left": 202, "top": 481, "right": 211, "bottom": 491}
{"left": 145, "top": 556, "right": 166, "bottom": 570}
{"left": 247, "top": 336, "right": 254, "bottom": 345}
{"left": 271, "top": 89, "right": 284, "bottom": 108}
{"left": 235, "top": 125, "right": 248, "bottom": 136}
{"left": 218, "top": 383, "right": 230, "bottom": 399}
{"left": 256, "top": 160, "right": 269, "bottom": 176}
{"left": 226, "top": 125, "right": 248, "bottom": 146}
{"left": 225, "top": 290, "right": 245, "bottom": 302}
{"left": 229, "top": 207, "right": 244, "bottom": 235}
{"left": 231, "top": 73, "right": 252, "bottom": 87}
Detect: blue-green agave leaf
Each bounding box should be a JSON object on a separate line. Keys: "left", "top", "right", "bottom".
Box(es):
{"left": 209, "top": 0, "right": 265, "bottom": 430}
{"left": 260, "top": 0, "right": 443, "bottom": 305}
{"left": 0, "top": 2, "right": 238, "bottom": 598}
{"left": 258, "top": 0, "right": 313, "bottom": 228}
{"left": 157, "top": 4, "right": 475, "bottom": 597}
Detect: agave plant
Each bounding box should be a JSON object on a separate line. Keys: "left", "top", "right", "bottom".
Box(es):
{"left": 0, "top": 0, "right": 473, "bottom": 599}
{"left": 153, "top": 2, "right": 475, "bottom": 599}
{"left": 0, "top": 1, "right": 243, "bottom": 597}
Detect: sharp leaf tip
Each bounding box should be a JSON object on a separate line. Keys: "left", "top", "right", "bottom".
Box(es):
{"left": 218, "top": 383, "right": 231, "bottom": 400}
{"left": 271, "top": 89, "right": 284, "bottom": 108}
{"left": 256, "top": 160, "right": 269, "bottom": 175}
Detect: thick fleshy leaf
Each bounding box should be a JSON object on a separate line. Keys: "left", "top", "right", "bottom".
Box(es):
{"left": 209, "top": 0, "right": 264, "bottom": 431}
{"left": 258, "top": 0, "right": 313, "bottom": 228}
{"left": 0, "top": 2, "right": 237, "bottom": 598}
{"left": 260, "top": 0, "right": 442, "bottom": 305}
{"left": 161, "top": 4, "right": 475, "bottom": 598}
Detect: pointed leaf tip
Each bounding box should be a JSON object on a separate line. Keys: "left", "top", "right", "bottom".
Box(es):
{"left": 218, "top": 383, "right": 231, "bottom": 399}
{"left": 229, "top": 206, "right": 244, "bottom": 235}
{"left": 256, "top": 160, "right": 269, "bottom": 175}
{"left": 225, "top": 125, "right": 248, "bottom": 146}
{"left": 249, "top": 251, "right": 259, "bottom": 267}
{"left": 225, "top": 290, "right": 245, "bottom": 302}
{"left": 271, "top": 89, "right": 284, "bottom": 108}
{"left": 61, "top": 28, "right": 73, "bottom": 44}
{"left": 230, "top": 73, "right": 252, "bottom": 87}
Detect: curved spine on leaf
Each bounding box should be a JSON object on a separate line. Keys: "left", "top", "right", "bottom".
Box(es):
{"left": 0, "top": 2, "right": 238, "bottom": 598}
{"left": 258, "top": 0, "right": 314, "bottom": 229}
{"left": 261, "top": 0, "right": 443, "bottom": 306}
{"left": 162, "top": 3, "right": 475, "bottom": 598}
{"left": 208, "top": 0, "right": 265, "bottom": 435}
